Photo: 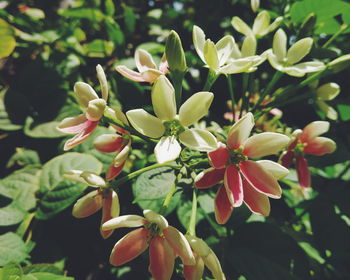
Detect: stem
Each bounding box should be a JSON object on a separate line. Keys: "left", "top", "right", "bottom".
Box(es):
{"left": 322, "top": 24, "right": 349, "bottom": 48}
{"left": 226, "top": 75, "right": 235, "bottom": 119}
{"left": 159, "top": 183, "right": 177, "bottom": 215}
{"left": 112, "top": 162, "right": 181, "bottom": 189}
{"left": 171, "top": 70, "right": 186, "bottom": 110}
{"left": 253, "top": 71, "right": 283, "bottom": 112}
{"left": 187, "top": 190, "right": 198, "bottom": 236}
{"left": 203, "top": 69, "right": 219, "bottom": 91}
{"left": 239, "top": 73, "right": 250, "bottom": 118}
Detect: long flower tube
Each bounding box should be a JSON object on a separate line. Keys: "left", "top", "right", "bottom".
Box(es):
{"left": 194, "top": 113, "right": 290, "bottom": 224}
{"left": 102, "top": 210, "right": 195, "bottom": 280}
{"left": 280, "top": 121, "right": 336, "bottom": 188}
{"left": 126, "top": 75, "right": 218, "bottom": 163}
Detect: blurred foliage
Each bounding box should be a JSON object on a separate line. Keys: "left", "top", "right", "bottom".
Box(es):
{"left": 0, "top": 0, "right": 349, "bottom": 279}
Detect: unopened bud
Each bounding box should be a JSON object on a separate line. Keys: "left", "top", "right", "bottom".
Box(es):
{"left": 86, "top": 98, "right": 106, "bottom": 121}
{"left": 165, "top": 30, "right": 187, "bottom": 72}
{"left": 251, "top": 0, "right": 260, "bottom": 12}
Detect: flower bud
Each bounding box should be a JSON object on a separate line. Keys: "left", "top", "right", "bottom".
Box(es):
{"left": 143, "top": 209, "right": 168, "bottom": 230}
{"left": 72, "top": 190, "right": 103, "bottom": 218}
{"left": 165, "top": 30, "right": 187, "bottom": 72}
{"left": 86, "top": 98, "right": 106, "bottom": 121}
{"left": 74, "top": 82, "right": 99, "bottom": 108}
{"left": 251, "top": 0, "right": 259, "bottom": 12}
{"left": 96, "top": 64, "right": 108, "bottom": 101}
{"left": 80, "top": 171, "right": 106, "bottom": 188}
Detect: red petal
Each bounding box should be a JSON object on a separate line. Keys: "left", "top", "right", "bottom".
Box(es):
{"left": 280, "top": 150, "right": 294, "bottom": 168}
{"left": 109, "top": 228, "right": 150, "bottom": 266}
{"left": 106, "top": 162, "right": 125, "bottom": 181}
{"left": 94, "top": 135, "right": 126, "bottom": 153}
{"left": 242, "top": 178, "right": 270, "bottom": 216}
{"left": 195, "top": 168, "right": 225, "bottom": 189}
{"left": 183, "top": 254, "right": 204, "bottom": 280}
{"left": 214, "top": 186, "right": 233, "bottom": 224}
{"left": 224, "top": 164, "right": 243, "bottom": 207}
{"left": 296, "top": 155, "right": 310, "bottom": 188}
{"left": 64, "top": 120, "right": 98, "bottom": 151}
{"left": 149, "top": 235, "right": 175, "bottom": 280}
{"left": 239, "top": 160, "right": 282, "bottom": 198}
{"left": 208, "top": 143, "right": 230, "bottom": 169}
{"left": 303, "top": 137, "right": 336, "bottom": 156}
{"left": 100, "top": 190, "right": 120, "bottom": 239}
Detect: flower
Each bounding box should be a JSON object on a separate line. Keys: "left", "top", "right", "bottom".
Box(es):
{"left": 58, "top": 65, "right": 108, "bottom": 150}
{"left": 102, "top": 210, "right": 195, "bottom": 280}
{"left": 126, "top": 76, "right": 218, "bottom": 163}
{"left": 280, "top": 121, "right": 336, "bottom": 188}
{"left": 193, "top": 25, "right": 255, "bottom": 75}
{"left": 94, "top": 107, "right": 131, "bottom": 180}
{"left": 315, "top": 82, "right": 340, "bottom": 120}
{"left": 194, "top": 113, "right": 289, "bottom": 224}
{"left": 64, "top": 170, "right": 119, "bottom": 239}
{"left": 184, "top": 235, "right": 226, "bottom": 280}
{"left": 266, "top": 29, "right": 325, "bottom": 77}
{"left": 115, "top": 48, "right": 168, "bottom": 83}
{"left": 231, "top": 11, "right": 282, "bottom": 38}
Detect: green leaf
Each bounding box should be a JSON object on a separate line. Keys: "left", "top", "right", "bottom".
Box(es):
{"left": 0, "top": 201, "right": 27, "bottom": 226}
{"left": 123, "top": 6, "right": 137, "bottom": 34}
{"left": 137, "top": 42, "right": 165, "bottom": 55}
{"left": 0, "top": 19, "right": 16, "bottom": 59}
{"left": 22, "top": 272, "right": 74, "bottom": 280}
{"left": 0, "top": 233, "right": 28, "bottom": 266}
{"left": 0, "top": 263, "right": 23, "bottom": 280}
{"left": 36, "top": 153, "right": 102, "bottom": 219}
{"left": 24, "top": 117, "right": 65, "bottom": 138}
{"left": 105, "top": 17, "right": 125, "bottom": 46}
{"left": 24, "top": 8, "right": 45, "bottom": 20}
{"left": 105, "top": 0, "right": 115, "bottom": 16}
{"left": 337, "top": 99, "right": 350, "bottom": 121}
{"left": 7, "top": 148, "right": 41, "bottom": 168}
{"left": 23, "top": 264, "right": 63, "bottom": 275}
{"left": 0, "top": 90, "right": 22, "bottom": 131}
{"left": 83, "top": 39, "right": 114, "bottom": 57}
{"left": 176, "top": 198, "right": 204, "bottom": 230}
{"left": 58, "top": 8, "right": 105, "bottom": 22}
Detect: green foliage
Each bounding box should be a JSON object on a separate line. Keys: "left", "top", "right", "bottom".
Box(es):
{"left": 0, "top": 233, "right": 29, "bottom": 266}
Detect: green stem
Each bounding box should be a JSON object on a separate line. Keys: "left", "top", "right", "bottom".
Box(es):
{"left": 322, "top": 24, "right": 349, "bottom": 48}
{"left": 226, "top": 75, "right": 235, "bottom": 119}
{"left": 159, "top": 183, "right": 177, "bottom": 215}
{"left": 239, "top": 73, "right": 250, "bottom": 118}
{"left": 203, "top": 69, "right": 219, "bottom": 91}
{"left": 253, "top": 71, "right": 283, "bottom": 112}
{"left": 187, "top": 190, "right": 197, "bottom": 236}
{"left": 112, "top": 163, "right": 181, "bottom": 189}
{"left": 171, "top": 70, "right": 186, "bottom": 110}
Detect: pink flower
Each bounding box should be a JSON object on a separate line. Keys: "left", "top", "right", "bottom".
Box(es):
{"left": 195, "top": 113, "right": 290, "bottom": 224}
{"left": 94, "top": 108, "right": 131, "bottom": 181}
{"left": 102, "top": 210, "right": 195, "bottom": 280}
{"left": 115, "top": 49, "right": 168, "bottom": 83}
{"left": 58, "top": 65, "right": 108, "bottom": 150}
{"left": 280, "top": 121, "right": 336, "bottom": 188}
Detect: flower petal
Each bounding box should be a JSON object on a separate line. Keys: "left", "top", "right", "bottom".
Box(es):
{"left": 193, "top": 25, "right": 206, "bottom": 62}
{"left": 74, "top": 82, "right": 99, "bottom": 108}
{"left": 214, "top": 185, "right": 234, "bottom": 224}
{"left": 243, "top": 132, "right": 290, "bottom": 158}
{"left": 280, "top": 150, "right": 295, "bottom": 168}
{"left": 242, "top": 178, "right": 270, "bottom": 216}
{"left": 72, "top": 190, "right": 103, "bottom": 218}
{"left": 267, "top": 51, "right": 285, "bottom": 72}
{"left": 94, "top": 134, "right": 125, "bottom": 153}
{"left": 219, "top": 58, "right": 254, "bottom": 74}
{"left": 303, "top": 136, "right": 336, "bottom": 156}
{"left": 252, "top": 11, "right": 270, "bottom": 37}
{"left": 215, "top": 35, "right": 235, "bottom": 66}
{"left": 140, "top": 69, "right": 164, "bottom": 83}
{"left": 154, "top": 136, "right": 181, "bottom": 164}
{"left": 126, "top": 109, "right": 165, "bottom": 138}
{"left": 96, "top": 64, "right": 108, "bottom": 101}
{"left": 115, "top": 65, "right": 146, "bottom": 82}
{"left": 195, "top": 168, "right": 225, "bottom": 189}
{"left": 239, "top": 160, "right": 282, "bottom": 198}
{"left": 208, "top": 143, "right": 230, "bottom": 169}
{"left": 231, "top": 16, "right": 252, "bottom": 36}
{"left": 85, "top": 98, "right": 106, "bottom": 121}
{"left": 100, "top": 190, "right": 120, "bottom": 239}
{"left": 204, "top": 39, "right": 219, "bottom": 72}
{"left": 64, "top": 170, "right": 86, "bottom": 184}
{"left": 163, "top": 226, "right": 195, "bottom": 265}
{"left": 224, "top": 164, "right": 243, "bottom": 207}
{"left": 63, "top": 120, "right": 98, "bottom": 151}
{"left": 149, "top": 235, "right": 176, "bottom": 280}
{"left": 183, "top": 254, "right": 205, "bottom": 280}
{"left": 227, "top": 112, "right": 254, "bottom": 149}
{"left": 102, "top": 215, "right": 147, "bottom": 231}
{"left": 316, "top": 100, "right": 338, "bottom": 120}
{"left": 106, "top": 161, "right": 125, "bottom": 181}
{"left": 300, "top": 121, "right": 330, "bottom": 143}
{"left": 285, "top": 61, "right": 325, "bottom": 77}
{"left": 296, "top": 155, "right": 310, "bottom": 188}
{"left": 80, "top": 171, "right": 106, "bottom": 187}
{"left": 185, "top": 236, "right": 211, "bottom": 257}
{"left": 241, "top": 36, "right": 257, "bottom": 57}
{"left": 179, "top": 129, "right": 218, "bottom": 152}
{"left": 273, "top": 29, "right": 287, "bottom": 61}
{"left": 114, "top": 142, "right": 131, "bottom": 167}
{"left": 143, "top": 209, "right": 169, "bottom": 230}
{"left": 58, "top": 114, "right": 89, "bottom": 134}
{"left": 287, "top": 38, "right": 313, "bottom": 65}
{"left": 203, "top": 248, "right": 226, "bottom": 280}
{"left": 110, "top": 228, "right": 151, "bottom": 266}
{"left": 159, "top": 54, "right": 169, "bottom": 74}
{"left": 256, "top": 160, "right": 289, "bottom": 180}
{"left": 179, "top": 91, "right": 214, "bottom": 127}
{"left": 135, "top": 48, "right": 157, "bottom": 72}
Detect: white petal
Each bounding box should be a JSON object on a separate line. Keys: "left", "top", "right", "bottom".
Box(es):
{"left": 204, "top": 39, "right": 219, "bottom": 72}
{"left": 143, "top": 209, "right": 169, "bottom": 230}
{"left": 64, "top": 170, "right": 86, "bottom": 184}
{"left": 287, "top": 38, "right": 313, "bottom": 65}
{"left": 126, "top": 109, "right": 165, "bottom": 138}
{"left": 151, "top": 76, "right": 177, "bottom": 121}
{"left": 215, "top": 35, "right": 235, "bottom": 66}
{"left": 316, "top": 83, "right": 340, "bottom": 101}
{"left": 300, "top": 121, "right": 330, "bottom": 142}
{"left": 267, "top": 16, "right": 283, "bottom": 34}
{"left": 96, "top": 64, "right": 108, "bottom": 101}
{"left": 267, "top": 51, "right": 285, "bottom": 72}
{"left": 102, "top": 215, "right": 147, "bottom": 230}
{"left": 85, "top": 98, "right": 106, "bottom": 121}
{"left": 179, "top": 91, "right": 214, "bottom": 127}
{"left": 193, "top": 25, "right": 206, "bottom": 62}
{"left": 227, "top": 112, "right": 254, "bottom": 149}
{"left": 316, "top": 101, "right": 338, "bottom": 120}
{"left": 80, "top": 171, "right": 106, "bottom": 187}
{"left": 154, "top": 136, "right": 181, "bottom": 164}
{"left": 256, "top": 160, "right": 289, "bottom": 179}
{"left": 241, "top": 36, "right": 257, "bottom": 57}
{"left": 135, "top": 48, "right": 157, "bottom": 72}
{"left": 219, "top": 58, "right": 254, "bottom": 74}
{"left": 179, "top": 129, "right": 218, "bottom": 152}
{"left": 273, "top": 29, "right": 287, "bottom": 61}
{"left": 252, "top": 11, "right": 270, "bottom": 37}
{"left": 231, "top": 16, "right": 253, "bottom": 36}
{"left": 243, "top": 132, "right": 290, "bottom": 158}
{"left": 74, "top": 82, "right": 98, "bottom": 108}
{"left": 285, "top": 61, "right": 325, "bottom": 77}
